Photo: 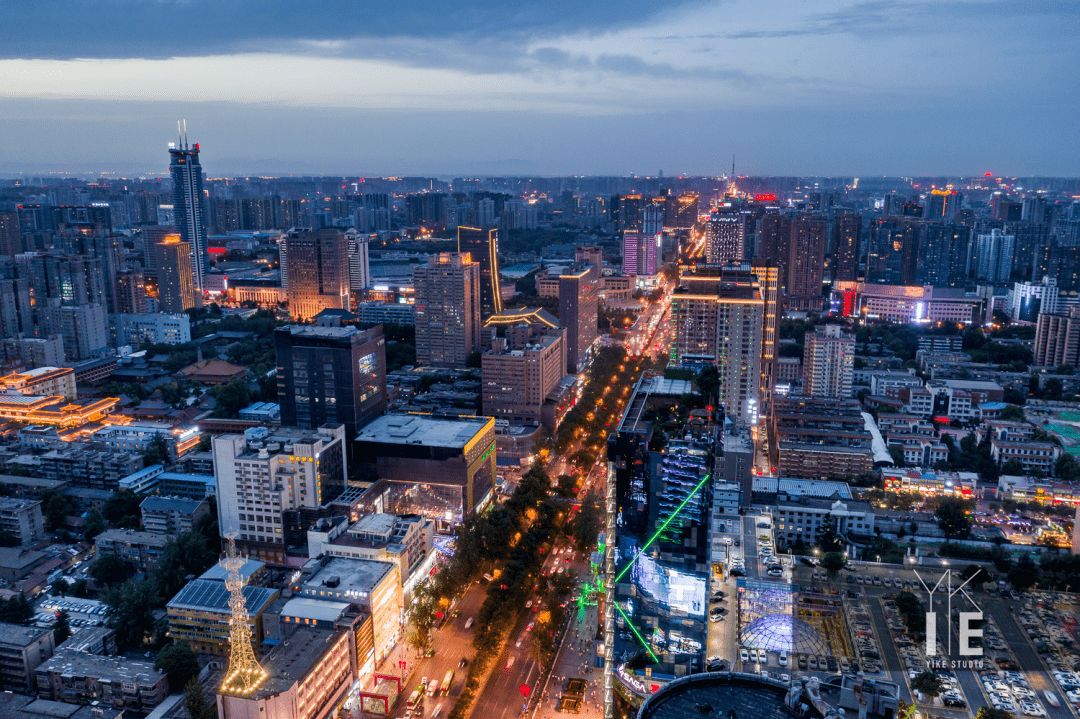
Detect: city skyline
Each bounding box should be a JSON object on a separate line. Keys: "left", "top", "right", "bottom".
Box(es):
{"left": 2, "top": 1, "right": 1079, "bottom": 176}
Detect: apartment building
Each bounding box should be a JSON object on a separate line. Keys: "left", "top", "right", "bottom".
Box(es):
{"left": 213, "top": 424, "right": 348, "bottom": 564}
{"left": 139, "top": 496, "right": 209, "bottom": 534}
{"left": 36, "top": 651, "right": 169, "bottom": 713}
{"left": 0, "top": 622, "right": 55, "bottom": 692}
{"left": 94, "top": 529, "right": 171, "bottom": 571}
{"left": 0, "top": 497, "right": 44, "bottom": 546}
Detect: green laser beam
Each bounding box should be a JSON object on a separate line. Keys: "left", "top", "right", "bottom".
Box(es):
{"left": 614, "top": 473, "right": 712, "bottom": 584}
{"left": 616, "top": 602, "right": 659, "bottom": 662}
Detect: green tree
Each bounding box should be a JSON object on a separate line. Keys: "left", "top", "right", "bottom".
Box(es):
{"left": 888, "top": 445, "right": 907, "bottom": 467}
{"left": 960, "top": 564, "right": 989, "bottom": 589}
{"left": 141, "top": 433, "right": 171, "bottom": 467}
{"left": 184, "top": 677, "right": 217, "bottom": 719}
{"left": 103, "top": 579, "right": 158, "bottom": 648}
{"left": 0, "top": 594, "right": 33, "bottom": 624}
{"left": 68, "top": 578, "right": 89, "bottom": 598}
{"left": 977, "top": 708, "right": 1015, "bottom": 719}
{"left": 103, "top": 489, "right": 143, "bottom": 529}
{"left": 1001, "top": 458, "right": 1024, "bottom": 476}
{"left": 42, "top": 492, "right": 72, "bottom": 532}
{"left": 911, "top": 670, "right": 944, "bottom": 699}
{"left": 211, "top": 378, "right": 252, "bottom": 418}
{"left": 696, "top": 365, "right": 720, "bottom": 403}
{"left": 820, "top": 552, "right": 847, "bottom": 579}
{"left": 815, "top": 514, "right": 843, "bottom": 552}
{"left": 53, "top": 610, "right": 71, "bottom": 645}
{"left": 50, "top": 578, "right": 69, "bottom": 596}
{"left": 151, "top": 530, "right": 217, "bottom": 602}
{"left": 82, "top": 508, "right": 107, "bottom": 542}
{"left": 569, "top": 492, "right": 604, "bottom": 552}
{"left": 895, "top": 591, "right": 926, "bottom": 635}
{"left": 998, "top": 404, "right": 1026, "bottom": 422}
{"left": 197, "top": 433, "right": 212, "bottom": 452}
{"left": 1008, "top": 556, "right": 1038, "bottom": 591}
{"left": 555, "top": 474, "right": 576, "bottom": 499}
{"left": 89, "top": 554, "right": 134, "bottom": 586}
{"left": 407, "top": 581, "right": 439, "bottom": 653}
{"left": 934, "top": 498, "right": 971, "bottom": 539}
{"left": 156, "top": 641, "right": 200, "bottom": 690}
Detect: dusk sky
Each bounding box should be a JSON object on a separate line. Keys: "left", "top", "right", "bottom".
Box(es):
{"left": 2, "top": 0, "right": 1078, "bottom": 177}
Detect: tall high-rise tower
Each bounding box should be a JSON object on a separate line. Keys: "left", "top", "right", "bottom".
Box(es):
{"left": 457, "top": 227, "right": 501, "bottom": 320}
{"left": 168, "top": 126, "right": 209, "bottom": 296}
{"left": 282, "top": 229, "right": 350, "bottom": 321}
{"left": 803, "top": 325, "right": 854, "bottom": 399}
{"left": 414, "top": 253, "right": 482, "bottom": 368}
{"left": 155, "top": 235, "right": 198, "bottom": 313}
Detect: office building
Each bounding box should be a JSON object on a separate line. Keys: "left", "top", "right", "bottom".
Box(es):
{"left": 925, "top": 189, "right": 962, "bottom": 221}
{"left": 139, "top": 496, "right": 209, "bottom": 534}
{"left": 785, "top": 215, "right": 827, "bottom": 311}
{"left": 832, "top": 211, "right": 861, "bottom": 282}
{"left": 457, "top": 227, "right": 501, "bottom": 320}
{"left": 771, "top": 496, "right": 876, "bottom": 550}
{"left": 0, "top": 623, "right": 55, "bottom": 693}
{"left": 283, "top": 229, "right": 351, "bottom": 321}
{"left": 831, "top": 281, "right": 984, "bottom": 325}
{"left": 802, "top": 325, "right": 854, "bottom": 399}
{"left": 413, "top": 252, "right": 481, "bottom": 368}
{"left": 36, "top": 650, "right": 168, "bottom": 713}
{"left": 558, "top": 261, "right": 599, "bottom": 371}
{"left": 216, "top": 627, "right": 354, "bottom": 719}
{"left": 93, "top": 425, "right": 201, "bottom": 462}
{"left": 294, "top": 556, "right": 401, "bottom": 662}
{"left": 167, "top": 559, "right": 278, "bottom": 654}
{"left": 0, "top": 498, "right": 44, "bottom": 546}
{"left": 109, "top": 312, "right": 191, "bottom": 346}
{"left": 169, "top": 137, "right": 210, "bottom": 294}
{"left": 705, "top": 211, "right": 742, "bottom": 264}
{"left": 275, "top": 325, "right": 387, "bottom": 438}
{"left": 214, "top": 425, "right": 348, "bottom": 562}
{"left": 94, "top": 529, "right": 171, "bottom": 570}
{"left": 1035, "top": 307, "right": 1080, "bottom": 367}
{"left": 973, "top": 229, "right": 1016, "bottom": 284}
{"left": 307, "top": 513, "right": 434, "bottom": 588}
{"left": 1008, "top": 275, "right": 1060, "bottom": 323}
{"left": 991, "top": 438, "right": 1059, "bottom": 475}
{"left": 155, "top": 235, "right": 198, "bottom": 312}
{"left": 354, "top": 413, "right": 496, "bottom": 523}
{"left": 914, "top": 224, "right": 971, "bottom": 287}
{"left": 481, "top": 313, "right": 567, "bottom": 427}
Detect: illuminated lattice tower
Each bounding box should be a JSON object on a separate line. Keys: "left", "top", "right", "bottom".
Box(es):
{"left": 219, "top": 533, "right": 267, "bottom": 696}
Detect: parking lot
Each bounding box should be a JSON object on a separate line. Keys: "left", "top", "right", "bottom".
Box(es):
{"left": 788, "top": 563, "right": 1080, "bottom": 719}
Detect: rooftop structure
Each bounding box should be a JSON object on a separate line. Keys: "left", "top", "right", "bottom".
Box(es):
{"left": 0, "top": 367, "right": 76, "bottom": 400}
{"left": 36, "top": 650, "right": 168, "bottom": 713}
{"left": 0, "top": 694, "right": 123, "bottom": 719}
{"left": 354, "top": 413, "right": 496, "bottom": 522}
{"left": 0, "top": 394, "right": 119, "bottom": 427}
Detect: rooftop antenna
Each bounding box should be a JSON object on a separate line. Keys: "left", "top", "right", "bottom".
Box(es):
{"left": 177, "top": 121, "right": 183, "bottom": 149}
{"left": 183, "top": 119, "right": 188, "bottom": 150}
{"left": 731, "top": 154, "right": 735, "bottom": 179}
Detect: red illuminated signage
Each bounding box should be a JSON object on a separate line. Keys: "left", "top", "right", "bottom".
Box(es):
{"left": 754, "top": 194, "right": 777, "bottom": 202}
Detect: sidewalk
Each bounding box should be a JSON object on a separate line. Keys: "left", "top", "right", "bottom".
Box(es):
{"left": 531, "top": 602, "right": 605, "bottom": 719}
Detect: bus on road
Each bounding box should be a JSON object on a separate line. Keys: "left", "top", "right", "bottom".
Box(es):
{"left": 442, "top": 670, "right": 454, "bottom": 696}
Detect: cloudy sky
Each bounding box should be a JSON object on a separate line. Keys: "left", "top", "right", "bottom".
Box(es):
{"left": 1, "top": 0, "right": 1077, "bottom": 177}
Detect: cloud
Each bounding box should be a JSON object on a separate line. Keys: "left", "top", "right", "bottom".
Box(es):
{"left": 1, "top": 0, "right": 705, "bottom": 60}
{"left": 718, "top": 0, "right": 1080, "bottom": 40}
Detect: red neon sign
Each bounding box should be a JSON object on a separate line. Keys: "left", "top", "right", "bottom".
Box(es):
{"left": 208, "top": 247, "right": 227, "bottom": 253}
{"left": 754, "top": 194, "right": 777, "bottom": 202}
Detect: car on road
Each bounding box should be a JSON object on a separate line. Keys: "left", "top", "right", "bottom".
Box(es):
{"left": 855, "top": 575, "right": 864, "bottom": 584}
{"left": 809, "top": 656, "right": 818, "bottom": 670}
{"left": 798, "top": 655, "right": 808, "bottom": 670}
{"left": 767, "top": 567, "right": 783, "bottom": 577}
{"left": 458, "top": 657, "right": 468, "bottom": 668}
{"left": 779, "top": 651, "right": 788, "bottom": 667}
{"left": 526, "top": 621, "right": 535, "bottom": 632}
{"left": 740, "top": 649, "right": 750, "bottom": 662}
{"left": 464, "top": 617, "right": 475, "bottom": 629}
